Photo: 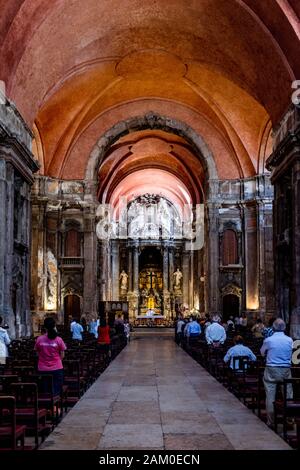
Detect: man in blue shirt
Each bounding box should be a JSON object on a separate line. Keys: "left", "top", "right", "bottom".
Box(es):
{"left": 185, "top": 316, "right": 201, "bottom": 336}
{"left": 185, "top": 316, "right": 201, "bottom": 345}
{"left": 260, "top": 318, "right": 293, "bottom": 428}
{"left": 224, "top": 335, "right": 256, "bottom": 369}
{"left": 71, "top": 318, "right": 84, "bottom": 341}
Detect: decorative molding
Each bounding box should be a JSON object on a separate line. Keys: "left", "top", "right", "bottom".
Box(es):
{"left": 221, "top": 284, "right": 242, "bottom": 298}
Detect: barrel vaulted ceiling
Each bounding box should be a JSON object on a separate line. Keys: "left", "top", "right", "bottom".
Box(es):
{"left": 1, "top": 0, "right": 299, "bottom": 188}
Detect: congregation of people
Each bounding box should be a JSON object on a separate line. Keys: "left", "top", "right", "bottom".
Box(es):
{"left": 0, "top": 312, "right": 130, "bottom": 450}
{"left": 175, "top": 313, "right": 299, "bottom": 446}
{"left": 1, "top": 308, "right": 299, "bottom": 450}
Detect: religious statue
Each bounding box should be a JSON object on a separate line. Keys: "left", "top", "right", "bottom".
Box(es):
{"left": 119, "top": 270, "right": 128, "bottom": 291}
{"left": 173, "top": 268, "right": 183, "bottom": 291}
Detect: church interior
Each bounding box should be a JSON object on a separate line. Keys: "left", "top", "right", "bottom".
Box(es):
{"left": 0, "top": 0, "right": 300, "bottom": 452}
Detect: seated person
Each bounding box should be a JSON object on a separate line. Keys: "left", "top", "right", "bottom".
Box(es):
{"left": 185, "top": 316, "right": 201, "bottom": 338}
{"left": 223, "top": 335, "right": 256, "bottom": 370}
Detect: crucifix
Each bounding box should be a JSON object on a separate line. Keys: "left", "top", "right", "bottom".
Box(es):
{"left": 148, "top": 270, "right": 156, "bottom": 289}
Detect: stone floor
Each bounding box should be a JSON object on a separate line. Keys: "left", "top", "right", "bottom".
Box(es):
{"left": 41, "top": 330, "right": 291, "bottom": 450}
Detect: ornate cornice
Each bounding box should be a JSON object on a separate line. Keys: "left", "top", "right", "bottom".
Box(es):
{"left": 266, "top": 126, "right": 300, "bottom": 172}
{"left": 0, "top": 123, "right": 39, "bottom": 182}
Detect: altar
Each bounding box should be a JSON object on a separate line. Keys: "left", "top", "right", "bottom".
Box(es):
{"left": 134, "top": 314, "right": 166, "bottom": 327}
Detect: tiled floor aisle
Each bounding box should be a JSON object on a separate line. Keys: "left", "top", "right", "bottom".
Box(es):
{"left": 41, "top": 331, "right": 290, "bottom": 450}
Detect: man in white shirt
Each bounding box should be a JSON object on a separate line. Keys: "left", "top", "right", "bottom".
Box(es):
{"left": 260, "top": 318, "right": 293, "bottom": 428}
{"left": 205, "top": 315, "right": 226, "bottom": 346}
{"left": 176, "top": 316, "right": 185, "bottom": 344}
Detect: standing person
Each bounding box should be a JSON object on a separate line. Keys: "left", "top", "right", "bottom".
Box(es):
{"left": 97, "top": 316, "right": 111, "bottom": 357}
{"left": 35, "top": 317, "right": 66, "bottom": 395}
{"left": 71, "top": 318, "right": 84, "bottom": 341}
{"left": 176, "top": 316, "right": 185, "bottom": 345}
{"left": 260, "top": 318, "right": 293, "bottom": 428}
{"left": 89, "top": 318, "right": 99, "bottom": 338}
{"left": 124, "top": 319, "right": 130, "bottom": 344}
{"left": 205, "top": 315, "right": 226, "bottom": 347}
{"left": 80, "top": 316, "right": 88, "bottom": 332}
{"left": 0, "top": 316, "right": 10, "bottom": 365}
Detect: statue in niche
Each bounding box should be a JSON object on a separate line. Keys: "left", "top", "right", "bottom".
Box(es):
{"left": 119, "top": 270, "right": 128, "bottom": 292}
{"left": 173, "top": 268, "right": 183, "bottom": 291}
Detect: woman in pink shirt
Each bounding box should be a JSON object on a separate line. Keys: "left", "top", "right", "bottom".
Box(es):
{"left": 35, "top": 317, "right": 67, "bottom": 395}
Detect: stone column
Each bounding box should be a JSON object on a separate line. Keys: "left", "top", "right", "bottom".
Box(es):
{"left": 99, "top": 240, "right": 109, "bottom": 301}
{"left": 168, "top": 246, "right": 174, "bottom": 291}
{"left": 83, "top": 207, "right": 98, "bottom": 318}
{"left": 163, "top": 244, "right": 170, "bottom": 317}
{"left": 0, "top": 159, "right": 8, "bottom": 321}
{"left": 128, "top": 246, "right": 133, "bottom": 292}
{"left": 256, "top": 178, "right": 275, "bottom": 321}
{"left": 130, "top": 243, "right": 139, "bottom": 318}
{"left": 3, "top": 163, "right": 15, "bottom": 334}
{"left": 163, "top": 244, "right": 169, "bottom": 291}
{"left": 23, "top": 184, "right": 32, "bottom": 335}
{"left": 182, "top": 249, "right": 190, "bottom": 308}
{"left": 205, "top": 201, "right": 219, "bottom": 314}
{"left": 133, "top": 243, "right": 139, "bottom": 293}
{"left": 111, "top": 241, "right": 119, "bottom": 300}
{"left": 189, "top": 249, "right": 194, "bottom": 310}
{"left": 244, "top": 203, "right": 259, "bottom": 314}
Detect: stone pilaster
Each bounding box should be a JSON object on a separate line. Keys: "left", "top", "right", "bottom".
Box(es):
{"left": 83, "top": 207, "right": 98, "bottom": 318}
{"left": 162, "top": 244, "right": 170, "bottom": 317}
{"left": 256, "top": 177, "right": 275, "bottom": 320}
{"left": 127, "top": 246, "right": 133, "bottom": 292}
{"left": 182, "top": 249, "right": 190, "bottom": 308}
{"left": 244, "top": 203, "right": 259, "bottom": 314}
{"left": 291, "top": 161, "right": 300, "bottom": 338}
{"left": 133, "top": 243, "right": 139, "bottom": 293}
{"left": 205, "top": 201, "right": 219, "bottom": 314}
{"left": 111, "top": 241, "right": 120, "bottom": 300}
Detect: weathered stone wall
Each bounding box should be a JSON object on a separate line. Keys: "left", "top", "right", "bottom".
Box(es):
{"left": 206, "top": 176, "right": 274, "bottom": 321}
{"left": 267, "top": 105, "right": 300, "bottom": 338}
{"left": 0, "top": 100, "right": 38, "bottom": 338}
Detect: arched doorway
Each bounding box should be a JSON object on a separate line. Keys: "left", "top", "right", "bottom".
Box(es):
{"left": 64, "top": 294, "right": 81, "bottom": 327}
{"left": 222, "top": 294, "right": 240, "bottom": 321}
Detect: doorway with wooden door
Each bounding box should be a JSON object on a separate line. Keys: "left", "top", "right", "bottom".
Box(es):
{"left": 64, "top": 294, "right": 81, "bottom": 329}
